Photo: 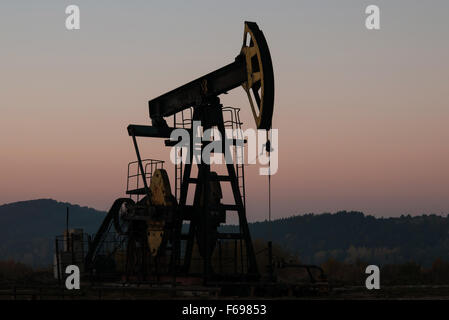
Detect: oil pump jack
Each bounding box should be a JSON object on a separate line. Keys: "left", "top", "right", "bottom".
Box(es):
{"left": 85, "top": 22, "right": 275, "bottom": 284}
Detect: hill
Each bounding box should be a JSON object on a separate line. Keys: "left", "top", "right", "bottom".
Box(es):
{"left": 1, "top": 199, "right": 449, "bottom": 267}
{"left": 0, "top": 199, "right": 105, "bottom": 266}
{"left": 240, "top": 211, "right": 449, "bottom": 266}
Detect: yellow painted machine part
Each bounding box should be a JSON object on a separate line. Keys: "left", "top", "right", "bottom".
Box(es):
{"left": 147, "top": 169, "right": 176, "bottom": 256}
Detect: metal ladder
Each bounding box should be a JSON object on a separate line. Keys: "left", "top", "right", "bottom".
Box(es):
{"left": 173, "top": 108, "right": 193, "bottom": 202}
{"left": 223, "top": 107, "right": 246, "bottom": 209}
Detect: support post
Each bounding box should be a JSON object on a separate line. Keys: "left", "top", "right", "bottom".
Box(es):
{"left": 130, "top": 133, "right": 150, "bottom": 197}
{"left": 55, "top": 238, "right": 61, "bottom": 285}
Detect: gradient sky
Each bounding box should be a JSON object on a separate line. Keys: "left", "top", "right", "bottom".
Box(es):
{"left": 1, "top": 1, "right": 448, "bottom": 222}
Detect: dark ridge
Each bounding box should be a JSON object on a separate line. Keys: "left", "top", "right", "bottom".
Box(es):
{"left": 1, "top": 200, "right": 449, "bottom": 267}
{"left": 0, "top": 199, "right": 105, "bottom": 266}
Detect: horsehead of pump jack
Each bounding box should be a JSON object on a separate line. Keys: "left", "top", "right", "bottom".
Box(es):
{"left": 145, "top": 21, "right": 278, "bottom": 175}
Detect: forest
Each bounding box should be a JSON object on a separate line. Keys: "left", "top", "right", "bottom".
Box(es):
{"left": 2, "top": 199, "right": 449, "bottom": 269}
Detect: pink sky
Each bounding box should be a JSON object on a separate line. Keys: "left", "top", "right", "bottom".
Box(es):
{"left": 1, "top": 1, "right": 448, "bottom": 221}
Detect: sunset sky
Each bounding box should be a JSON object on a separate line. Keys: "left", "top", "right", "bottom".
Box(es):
{"left": 1, "top": 1, "right": 448, "bottom": 222}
